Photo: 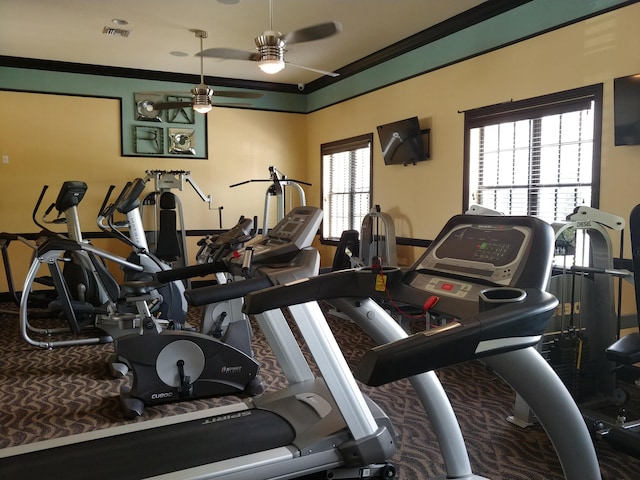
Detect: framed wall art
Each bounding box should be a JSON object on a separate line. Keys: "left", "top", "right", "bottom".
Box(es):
{"left": 122, "top": 92, "right": 208, "bottom": 159}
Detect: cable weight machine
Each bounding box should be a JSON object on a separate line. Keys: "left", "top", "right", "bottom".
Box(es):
{"left": 508, "top": 206, "right": 631, "bottom": 427}
{"left": 229, "top": 166, "right": 310, "bottom": 236}
{"left": 141, "top": 170, "right": 220, "bottom": 271}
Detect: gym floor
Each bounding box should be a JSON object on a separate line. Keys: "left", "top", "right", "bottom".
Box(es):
{"left": 1, "top": 301, "right": 639, "bottom": 479}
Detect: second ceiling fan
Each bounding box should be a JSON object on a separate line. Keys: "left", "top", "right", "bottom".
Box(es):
{"left": 144, "top": 29, "right": 263, "bottom": 115}
{"left": 197, "top": 0, "right": 342, "bottom": 77}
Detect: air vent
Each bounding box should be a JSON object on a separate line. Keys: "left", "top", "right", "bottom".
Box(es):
{"left": 102, "top": 26, "right": 130, "bottom": 37}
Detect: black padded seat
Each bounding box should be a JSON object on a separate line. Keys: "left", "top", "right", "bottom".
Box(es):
{"left": 154, "top": 192, "right": 181, "bottom": 262}
{"left": 605, "top": 333, "right": 640, "bottom": 365}
{"left": 332, "top": 229, "right": 360, "bottom": 271}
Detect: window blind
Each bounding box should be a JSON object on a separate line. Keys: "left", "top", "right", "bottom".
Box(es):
{"left": 321, "top": 134, "right": 372, "bottom": 241}
{"left": 465, "top": 85, "right": 602, "bottom": 224}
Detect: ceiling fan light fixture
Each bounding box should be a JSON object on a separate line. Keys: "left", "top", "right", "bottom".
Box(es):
{"left": 191, "top": 83, "right": 212, "bottom": 113}
{"left": 193, "top": 104, "right": 212, "bottom": 114}
{"left": 192, "top": 94, "right": 212, "bottom": 114}
{"left": 259, "top": 58, "right": 285, "bottom": 74}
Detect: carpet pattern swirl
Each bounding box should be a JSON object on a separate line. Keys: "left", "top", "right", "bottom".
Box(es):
{"left": 1, "top": 301, "right": 639, "bottom": 479}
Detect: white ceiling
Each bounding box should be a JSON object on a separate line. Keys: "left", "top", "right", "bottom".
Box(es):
{"left": 0, "top": 0, "right": 487, "bottom": 87}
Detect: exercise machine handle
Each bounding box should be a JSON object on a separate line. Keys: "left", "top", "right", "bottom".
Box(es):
{"left": 243, "top": 267, "right": 405, "bottom": 314}
{"left": 31, "top": 185, "right": 53, "bottom": 234}
{"left": 97, "top": 184, "right": 117, "bottom": 219}
{"left": 155, "top": 261, "right": 227, "bottom": 284}
{"left": 184, "top": 276, "right": 273, "bottom": 307}
{"left": 243, "top": 267, "right": 558, "bottom": 381}
{"left": 242, "top": 246, "right": 254, "bottom": 276}
{"left": 354, "top": 289, "right": 557, "bottom": 386}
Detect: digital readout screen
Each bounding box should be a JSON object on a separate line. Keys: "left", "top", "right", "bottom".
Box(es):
{"left": 433, "top": 226, "right": 525, "bottom": 267}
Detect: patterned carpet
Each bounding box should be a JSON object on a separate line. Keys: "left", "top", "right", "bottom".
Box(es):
{"left": 1, "top": 300, "right": 640, "bottom": 479}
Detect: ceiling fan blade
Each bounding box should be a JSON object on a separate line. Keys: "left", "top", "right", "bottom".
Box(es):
{"left": 212, "top": 90, "right": 263, "bottom": 99}
{"left": 198, "top": 48, "right": 261, "bottom": 61}
{"left": 285, "top": 61, "right": 340, "bottom": 78}
{"left": 153, "top": 101, "right": 194, "bottom": 111}
{"left": 211, "top": 102, "right": 253, "bottom": 107}
{"left": 138, "top": 91, "right": 193, "bottom": 96}
{"left": 282, "top": 21, "right": 342, "bottom": 45}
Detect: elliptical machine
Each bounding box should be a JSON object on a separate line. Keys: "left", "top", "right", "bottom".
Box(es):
{"left": 20, "top": 181, "right": 132, "bottom": 346}
{"left": 96, "top": 178, "right": 188, "bottom": 327}
{"left": 20, "top": 181, "right": 182, "bottom": 348}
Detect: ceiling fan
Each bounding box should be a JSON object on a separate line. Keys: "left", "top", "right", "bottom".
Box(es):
{"left": 141, "top": 29, "right": 263, "bottom": 115}
{"left": 197, "top": 0, "right": 342, "bottom": 78}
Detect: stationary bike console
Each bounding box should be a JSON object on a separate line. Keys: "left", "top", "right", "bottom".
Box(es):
{"left": 195, "top": 216, "right": 256, "bottom": 265}
{"left": 243, "top": 214, "right": 558, "bottom": 384}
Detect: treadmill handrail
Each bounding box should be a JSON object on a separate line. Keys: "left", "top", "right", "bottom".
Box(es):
{"left": 185, "top": 276, "right": 273, "bottom": 307}
{"left": 243, "top": 267, "right": 558, "bottom": 379}
{"left": 243, "top": 267, "right": 405, "bottom": 314}
{"left": 354, "top": 288, "right": 557, "bottom": 386}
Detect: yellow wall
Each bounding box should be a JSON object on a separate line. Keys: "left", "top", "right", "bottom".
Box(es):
{"left": 0, "top": 92, "right": 308, "bottom": 291}
{"left": 308, "top": 5, "right": 640, "bottom": 243}
{"left": 306, "top": 4, "right": 640, "bottom": 312}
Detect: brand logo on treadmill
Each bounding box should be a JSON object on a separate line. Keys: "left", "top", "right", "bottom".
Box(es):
{"left": 202, "top": 411, "right": 251, "bottom": 425}
{"left": 553, "top": 301, "right": 581, "bottom": 317}
{"left": 221, "top": 366, "right": 243, "bottom": 374}
{"left": 151, "top": 391, "right": 174, "bottom": 400}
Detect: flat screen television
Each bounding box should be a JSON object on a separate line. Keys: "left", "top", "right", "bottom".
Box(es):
{"left": 614, "top": 73, "right": 640, "bottom": 146}
{"left": 376, "top": 116, "right": 428, "bottom": 165}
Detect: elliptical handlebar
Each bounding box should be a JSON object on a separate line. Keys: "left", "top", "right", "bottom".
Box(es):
{"left": 32, "top": 185, "right": 73, "bottom": 235}
{"left": 31, "top": 185, "right": 51, "bottom": 233}
{"left": 97, "top": 184, "right": 118, "bottom": 220}
{"left": 97, "top": 182, "right": 137, "bottom": 248}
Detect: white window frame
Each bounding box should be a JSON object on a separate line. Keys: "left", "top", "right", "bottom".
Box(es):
{"left": 463, "top": 85, "right": 603, "bottom": 223}
{"left": 321, "top": 134, "right": 373, "bottom": 242}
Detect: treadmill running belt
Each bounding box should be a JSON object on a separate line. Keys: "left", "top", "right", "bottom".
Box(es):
{"left": 1, "top": 409, "right": 295, "bottom": 480}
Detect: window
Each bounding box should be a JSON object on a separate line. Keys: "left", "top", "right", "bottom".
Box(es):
{"left": 321, "top": 134, "right": 373, "bottom": 242}
{"left": 464, "top": 85, "right": 603, "bottom": 223}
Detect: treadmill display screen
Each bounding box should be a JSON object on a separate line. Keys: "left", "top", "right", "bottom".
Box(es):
{"left": 414, "top": 223, "right": 532, "bottom": 285}
{"left": 433, "top": 226, "right": 525, "bottom": 267}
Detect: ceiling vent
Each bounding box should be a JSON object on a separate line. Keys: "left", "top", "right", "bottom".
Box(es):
{"left": 102, "top": 26, "right": 130, "bottom": 37}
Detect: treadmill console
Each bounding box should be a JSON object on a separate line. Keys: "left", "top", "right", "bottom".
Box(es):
{"left": 406, "top": 217, "right": 548, "bottom": 307}
{"left": 229, "top": 206, "right": 323, "bottom": 270}
{"left": 264, "top": 208, "right": 317, "bottom": 245}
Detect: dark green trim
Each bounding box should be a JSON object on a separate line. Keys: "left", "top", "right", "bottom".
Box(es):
{"left": 0, "top": 55, "right": 301, "bottom": 94}
{"left": 306, "top": 0, "right": 532, "bottom": 93}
